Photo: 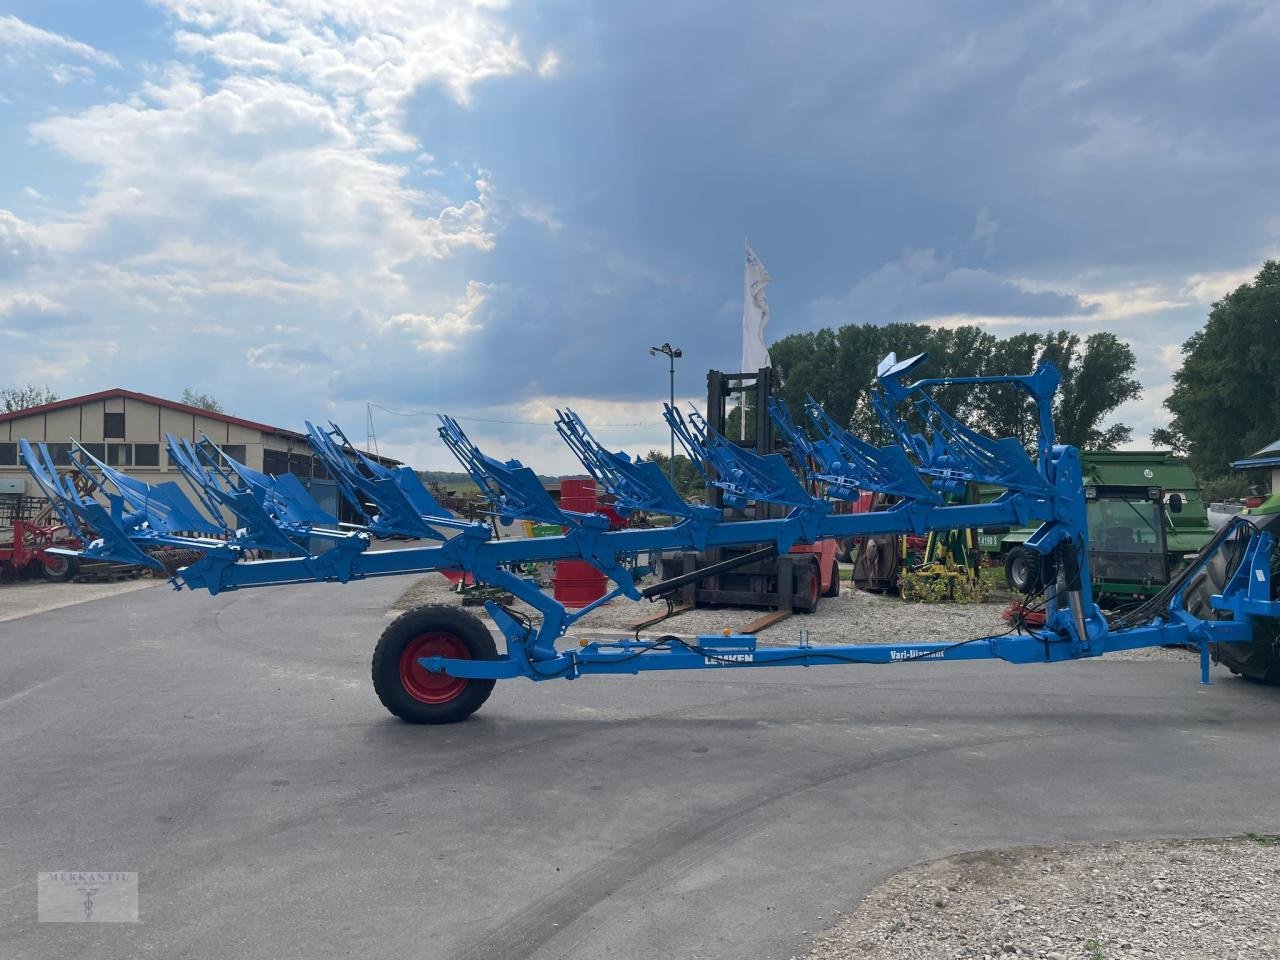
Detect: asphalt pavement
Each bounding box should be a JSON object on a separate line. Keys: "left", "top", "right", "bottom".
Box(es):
{"left": 3, "top": 579, "right": 1279, "bottom": 960}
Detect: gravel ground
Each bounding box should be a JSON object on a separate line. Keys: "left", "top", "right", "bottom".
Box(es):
{"left": 389, "top": 572, "right": 1196, "bottom": 662}
{"left": 805, "top": 836, "right": 1280, "bottom": 960}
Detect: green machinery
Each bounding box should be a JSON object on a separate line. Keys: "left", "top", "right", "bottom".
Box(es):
{"left": 982, "top": 451, "right": 1214, "bottom": 602}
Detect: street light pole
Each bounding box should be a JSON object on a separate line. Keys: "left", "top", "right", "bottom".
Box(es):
{"left": 649, "top": 341, "right": 682, "bottom": 482}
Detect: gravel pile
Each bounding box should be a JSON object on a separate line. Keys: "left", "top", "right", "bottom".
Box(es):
{"left": 390, "top": 573, "right": 1197, "bottom": 663}
{"left": 805, "top": 836, "right": 1280, "bottom": 960}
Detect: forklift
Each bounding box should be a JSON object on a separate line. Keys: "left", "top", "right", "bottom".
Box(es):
{"left": 656, "top": 367, "right": 840, "bottom": 613}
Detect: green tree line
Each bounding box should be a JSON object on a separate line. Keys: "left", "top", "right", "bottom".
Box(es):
{"left": 766, "top": 323, "right": 1141, "bottom": 452}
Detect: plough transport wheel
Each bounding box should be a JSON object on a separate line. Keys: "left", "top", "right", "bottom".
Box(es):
{"left": 372, "top": 605, "right": 497, "bottom": 724}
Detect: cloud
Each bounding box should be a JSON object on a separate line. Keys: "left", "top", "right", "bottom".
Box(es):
{"left": 379, "top": 281, "right": 489, "bottom": 353}
{"left": 158, "top": 0, "right": 531, "bottom": 125}
{"left": 0, "top": 210, "right": 49, "bottom": 279}
{"left": 1181, "top": 265, "right": 1262, "bottom": 304}
{"left": 246, "top": 342, "right": 331, "bottom": 373}
{"left": 27, "top": 65, "right": 496, "bottom": 308}
{"left": 0, "top": 293, "right": 84, "bottom": 331}
{"left": 0, "top": 14, "right": 120, "bottom": 68}
{"left": 537, "top": 51, "right": 561, "bottom": 79}
{"left": 810, "top": 248, "right": 1092, "bottom": 328}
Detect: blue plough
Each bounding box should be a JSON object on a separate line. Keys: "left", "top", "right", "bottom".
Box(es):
{"left": 19, "top": 352, "right": 1279, "bottom": 723}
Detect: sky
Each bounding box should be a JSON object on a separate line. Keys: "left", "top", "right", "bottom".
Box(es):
{"left": 1, "top": 0, "right": 1278, "bottom": 474}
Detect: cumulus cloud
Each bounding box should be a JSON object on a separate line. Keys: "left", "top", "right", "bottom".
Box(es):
{"left": 30, "top": 69, "right": 495, "bottom": 280}
{"left": 4, "top": 6, "right": 524, "bottom": 410}
{"left": 157, "top": 0, "right": 532, "bottom": 126}
{"left": 379, "top": 281, "right": 489, "bottom": 353}
{"left": 0, "top": 210, "right": 49, "bottom": 279}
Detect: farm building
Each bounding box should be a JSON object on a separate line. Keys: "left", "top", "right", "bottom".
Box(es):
{"left": 0, "top": 388, "right": 392, "bottom": 524}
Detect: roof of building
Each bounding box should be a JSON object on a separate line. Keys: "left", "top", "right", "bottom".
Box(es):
{"left": 0, "top": 387, "right": 291, "bottom": 435}
{"left": 1232, "top": 437, "right": 1280, "bottom": 470}
{"left": 0, "top": 388, "right": 402, "bottom": 465}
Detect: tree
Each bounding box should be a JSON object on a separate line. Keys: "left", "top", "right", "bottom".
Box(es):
{"left": 770, "top": 323, "right": 1140, "bottom": 453}
{"left": 0, "top": 384, "right": 58, "bottom": 413}
{"left": 1153, "top": 260, "right": 1280, "bottom": 479}
{"left": 1040, "top": 331, "right": 1142, "bottom": 449}
{"left": 181, "top": 388, "right": 224, "bottom": 413}
{"left": 643, "top": 449, "right": 705, "bottom": 501}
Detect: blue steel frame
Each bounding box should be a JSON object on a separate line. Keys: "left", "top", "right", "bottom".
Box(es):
{"left": 17, "top": 353, "right": 1279, "bottom": 689}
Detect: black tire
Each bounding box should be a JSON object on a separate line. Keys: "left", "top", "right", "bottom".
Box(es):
{"left": 793, "top": 559, "right": 821, "bottom": 613}
{"left": 41, "top": 555, "right": 77, "bottom": 583}
{"left": 1199, "top": 524, "right": 1279, "bottom": 683}
{"left": 371, "top": 605, "right": 498, "bottom": 723}
{"left": 1211, "top": 555, "right": 1280, "bottom": 685}
{"left": 1212, "top": 622, "right": 1280, "bottom": 684}
{"left": 822, "top": 560, "right": 841, "bottom": 598}
{"left": 1005, "top": 546, "right": 1054, "bottom": 595}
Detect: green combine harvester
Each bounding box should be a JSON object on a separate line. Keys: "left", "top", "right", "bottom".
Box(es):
{"left": 982, "top": 451, "right": 1214, "bottom": 604}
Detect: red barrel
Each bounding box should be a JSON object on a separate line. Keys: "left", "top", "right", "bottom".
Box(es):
{"left": 559, "top": 477, "right": 597, "bottom": 513}
{"left": 554, "top": 478, "right": 606, "bottom": 606}
{"left": 553, "top": 558, "right": 607, "bottom": 608}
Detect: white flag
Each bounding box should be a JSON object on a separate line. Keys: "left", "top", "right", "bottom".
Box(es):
{"left": 742, "top": 242, "right": 772, "bottom": 373}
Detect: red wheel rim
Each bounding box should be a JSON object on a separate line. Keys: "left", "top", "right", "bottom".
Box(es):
{"left": 399, "top": 633, "right": 470, "bottom": 703}
{"left": 808, "top": 565, "right": 820, "bottom": 605}
{"left": 44, "top": 557, "right": 69, "bottom": 576}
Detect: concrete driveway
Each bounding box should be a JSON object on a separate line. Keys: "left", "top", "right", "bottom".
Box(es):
{"left": 3, "top": 580, "right": 1279, "bottom": 960}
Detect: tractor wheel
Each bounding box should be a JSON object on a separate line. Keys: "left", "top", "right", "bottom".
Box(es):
{"left": 40, "top": 555, "right": 77, "bottom": 583}
{"left": 793, "top": 559, "right": 821, "bottom": 613}
{"left": 1212, "top": 621, "right": 1280, "bottom": 685}
{"left": 371, "top": 604, "right": 498, "bottom": 724}
{"left": 1004, "top": 546, "right": 1054, "bottom": 595}
{"left": 1211, "top": 540, "right": 1280, "bottom": 685}
{"left": 822, "top": 560, "right": 841, "bottom": 598}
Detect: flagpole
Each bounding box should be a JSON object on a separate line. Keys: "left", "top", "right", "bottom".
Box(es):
{"left": 740, "top": 240, "right": 772, "bottom": 443}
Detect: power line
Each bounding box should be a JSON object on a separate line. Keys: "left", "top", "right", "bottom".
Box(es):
{"left": 365, "top": 402, "right": 661, "bottom": 428}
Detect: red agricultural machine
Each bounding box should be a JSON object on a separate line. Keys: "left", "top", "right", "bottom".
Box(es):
{"left": 0, "top": 488, "right": 82, "bottom": 582}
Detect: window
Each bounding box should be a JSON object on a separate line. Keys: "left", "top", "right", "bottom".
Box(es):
{"left": 107, "top": 443, "right": 133, "bottom": 467}
{"left": 221, "top": 444, "right": 247, "bottom": 465}
{"left": 46, "top": 443, "right": 73, "bottom": 466}
{"left": 263, "top": 449, "right": 289, "bottom": 475}
{"left": 0, "top": 442, "right": 16, "bottom": 466}
{"left": 312, "top": 458, "right": 329, "bottom": 481}
{"left": 134, "top": 443, "right": 160, "bottom": 467}
{"left": 104, "top": 412, "right": 125, "bottom": 438}
{"left": 288, "top": 453, "right": 312, "bottom": 478}
{"left": 81, "top": 443, "right": 105, "bottom": 461}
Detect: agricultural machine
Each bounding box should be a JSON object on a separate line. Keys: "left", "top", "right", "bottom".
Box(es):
{"left": 0, "top": 482, "right": 82, "bottom": 581}
{"left": 17, "top": 352, "right": 1280, "bottom": 722}
{"left": 990, "top": 451, "right": 1215, "bottom": 603}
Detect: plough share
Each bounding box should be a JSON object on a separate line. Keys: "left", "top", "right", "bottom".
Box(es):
{"left": 19, "top": 352, "right": 1279, "bottom": 723}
